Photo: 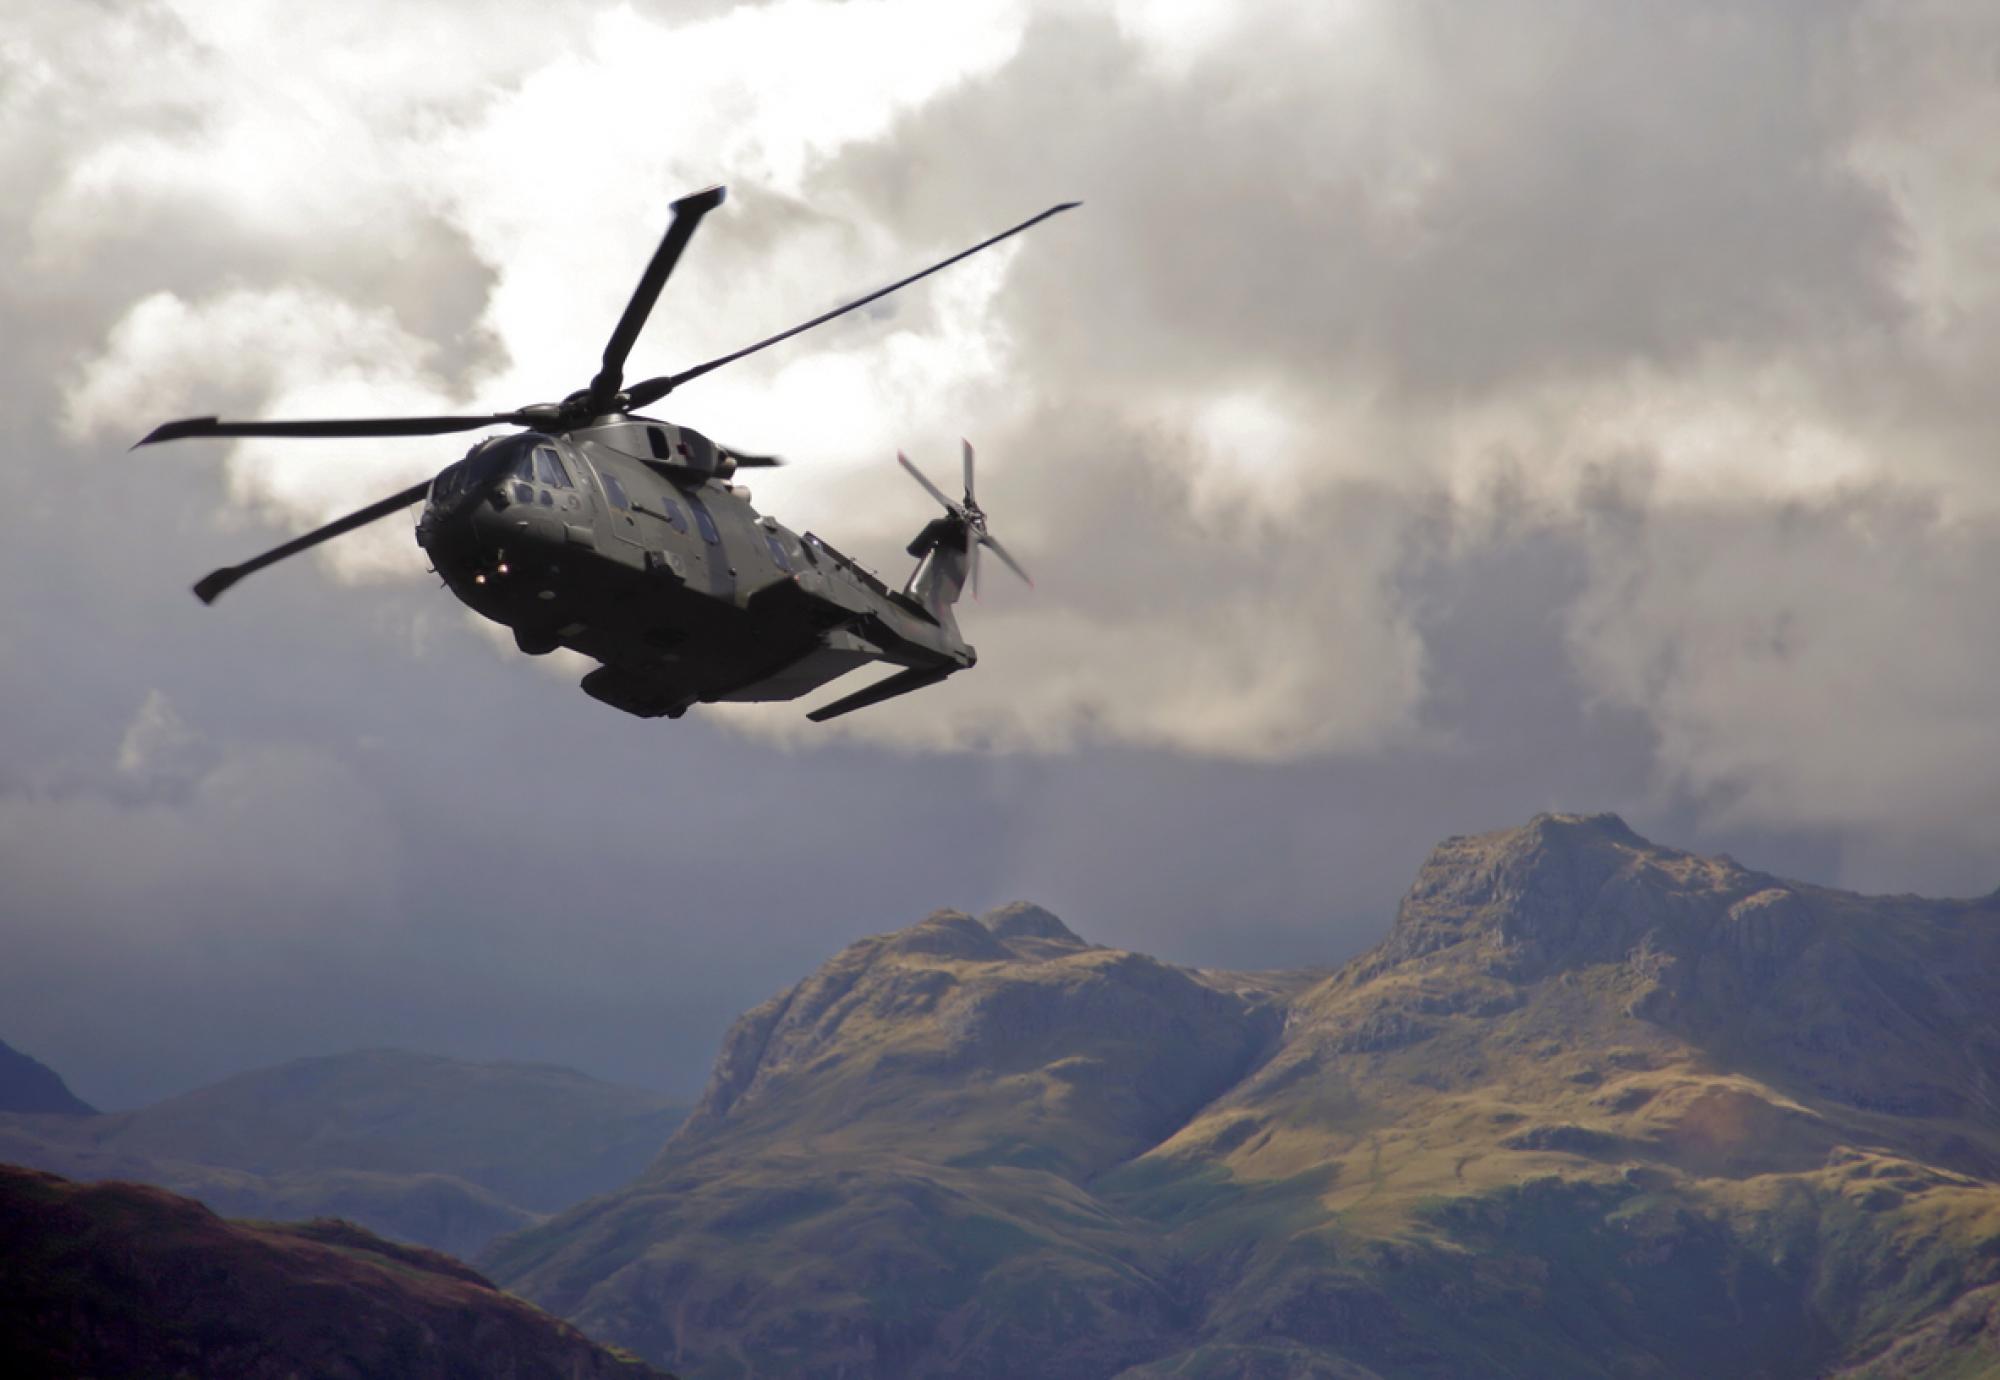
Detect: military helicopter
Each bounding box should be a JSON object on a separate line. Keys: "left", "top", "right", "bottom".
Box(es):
{"left": 138, "top": 186, "right": 1074, "bottom": 722}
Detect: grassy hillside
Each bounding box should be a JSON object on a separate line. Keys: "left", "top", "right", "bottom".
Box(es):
{"left": 0, "top": 1047, "right": 686, "bottom": 1257}
{"left": 487, "top": 823, "right": 2000, "bottom": 1379}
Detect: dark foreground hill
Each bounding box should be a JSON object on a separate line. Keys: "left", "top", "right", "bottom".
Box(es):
{"left": 487, "top": 815, "right": 2000, "bottom": 1379}
{"left": 0, "top": 1048, "right": 686, "bottom": 1257}
{"left": 0, "top": 1163, "right": 671, "bottom": 1379}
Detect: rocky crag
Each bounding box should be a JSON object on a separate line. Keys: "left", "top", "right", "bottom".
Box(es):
{"left": 488, "top": 815, "right": 2000, "bottom": 1379}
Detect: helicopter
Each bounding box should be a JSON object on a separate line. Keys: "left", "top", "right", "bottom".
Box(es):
{"left": 137, "top": 186, "right": 1075, "bottom": 722}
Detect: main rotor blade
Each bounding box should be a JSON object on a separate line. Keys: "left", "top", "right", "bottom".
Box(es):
{"left": 137, "top": 415, "right": 527, "bottom": 448}
{"left": 962, "top": 438, "right": 976, "bottom": 505}
{"left": 898, "top": 451, "right": 960, "bottom": 514}
{"left": 625, "top": 200, "right": 1080, "bottom": 408}
{"left": 722, "top": 449, "right": 783, "bottom": 468}
{"left": 191, "top": 480, "right": 431, "bottom": 605}
{"left": 586, "top": 184, "right": 727, "bottom": 415}
{"left": 979, "top": 531, "right": 1033, "bottom": 588}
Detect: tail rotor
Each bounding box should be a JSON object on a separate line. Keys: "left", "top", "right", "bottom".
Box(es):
{"left": 898, "top": 440, "right": 1032, "bottom": 610}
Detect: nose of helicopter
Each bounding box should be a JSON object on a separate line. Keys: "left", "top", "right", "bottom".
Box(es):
{"left": 418, "top": 437, "right": 518, "bottom": 561}
{"left": 415, "top": 433, "right": 572, "bottom": 601}
{"left": 423, "top": 435, "right": 523, "bottom": 519}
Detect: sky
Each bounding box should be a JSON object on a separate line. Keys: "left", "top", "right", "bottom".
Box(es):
{"left": 5, "top": 0, "right": 2000, "bottom": 1109}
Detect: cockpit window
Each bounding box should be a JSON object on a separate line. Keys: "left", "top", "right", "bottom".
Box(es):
{"left": 510, "top": 450, "right": 535, "bottom": 480}
{"left": 432, "top": 461, "right": 464, "bottom": 501}
{"left": 535, "top": 446, "right": 572, "bottom": 488}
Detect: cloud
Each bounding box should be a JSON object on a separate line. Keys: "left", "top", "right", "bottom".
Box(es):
{"left": 1570, "top": 481, "right": 2000, "bottom": 843}
{"left": 43, "top": 0, "right": 2000, "bottom": 798}
{"left": 0, "top": 693, "right": 400, "bottom": 963}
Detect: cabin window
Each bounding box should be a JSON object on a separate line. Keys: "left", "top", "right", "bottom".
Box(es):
{"left": 765, "top": 534, "right": 792, "bottom": 572}
{"left": 535, "top": 446, "right": 572, "bottom": 488}
{"left": 692, "top": 502, "right": 720, "bottom": 545}
{"left": 601, "top": 472, "right": 632, "bottom": 511}
{"left": 658, "top": 498, "right": 688, "bottom": 533}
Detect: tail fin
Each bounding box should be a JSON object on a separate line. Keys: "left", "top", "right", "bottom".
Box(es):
{"left": 908, "top": 518, "right": 973, "bottom": 628}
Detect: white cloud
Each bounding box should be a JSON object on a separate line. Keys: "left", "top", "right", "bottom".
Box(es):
{"left": 66, "top": 286, "right": 455, "bottom": 581}
{"left": 117, "top": 690, "right": 209, "bottom": 781}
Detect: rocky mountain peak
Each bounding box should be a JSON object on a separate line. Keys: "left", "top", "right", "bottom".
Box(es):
{"left": 1374, "top": 811, "right": 1778, "bottom": 980}
{"left": 674, "top": 905, "right": 1281, "bottom": 1174}
{"left": 978, "top": 901, "right": 1086, "bottom": 948}
{"left": 877, "top": 908, "right": 1013, "bottom": 961}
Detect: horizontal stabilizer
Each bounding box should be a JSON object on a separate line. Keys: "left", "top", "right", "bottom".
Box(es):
{"left": 807, "top": 666, "right": 954, "bottom": 722}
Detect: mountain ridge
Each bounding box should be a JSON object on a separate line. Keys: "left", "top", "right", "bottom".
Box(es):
{"left": 490, "top": 812, "right": 2000, "bottom": 1379}
{"left": 0, "top": 1037, "right": 95, "bottom": 1116}
{"left": 0, "top": 1045, "right": 687, "bottom": 1257}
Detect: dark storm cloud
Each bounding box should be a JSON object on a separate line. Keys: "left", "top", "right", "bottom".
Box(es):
{"left": 831, "top": 1, "right": 1900, "bottom": 396}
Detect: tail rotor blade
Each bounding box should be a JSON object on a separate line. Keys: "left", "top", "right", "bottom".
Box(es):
{"left": 980, "top": 532, "right": 1033, "bottom": 588}
{"left": 191, "top": 480, "right": 431, "bottom": 604}
{"left": 898, "top": 451, "right": 960, "bottom": 514}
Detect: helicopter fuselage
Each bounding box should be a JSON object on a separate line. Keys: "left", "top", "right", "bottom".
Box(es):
{"left": 415, "top": 417, "right": 973, "bottom": 719}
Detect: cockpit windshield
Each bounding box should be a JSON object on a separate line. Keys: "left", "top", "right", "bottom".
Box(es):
{"left": 431, "top": 437, "right": 528, "bottom": 508}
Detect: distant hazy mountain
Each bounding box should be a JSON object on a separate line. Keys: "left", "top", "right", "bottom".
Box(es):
{"left": 0, "top": 1038, "right": 93, "bottom": 1116}
{"left": 487, "top": 819, "right": 2000, "bottom": 1379}
{"left": 0, "top": 1048, "right": 686, "bottom": 1257}
{"left": 0, "top": 1164, "right": 671, "bottom": 1379}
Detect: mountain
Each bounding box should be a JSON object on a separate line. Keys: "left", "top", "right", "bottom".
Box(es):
{"left": 486, "top": 820, "right": 2000, "bottom": 1379}
{"left": 0, "top": 1047, "right": 686, "bottom": 1257}
{"left": 0, "top": 1038, "right": 94, "bottom": 1115}
{"left": 0, "top": 1163, "right": 672, "bottom": 1379}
